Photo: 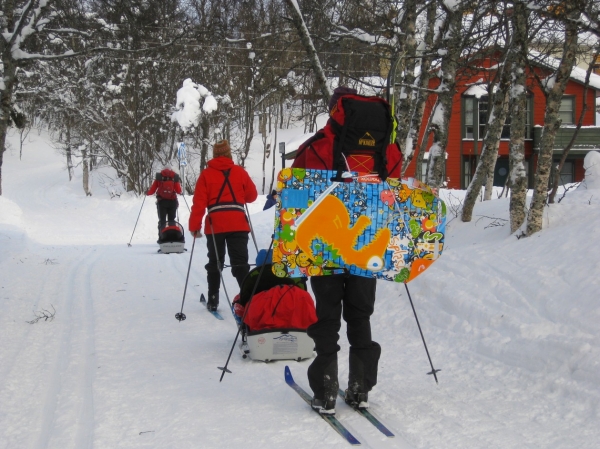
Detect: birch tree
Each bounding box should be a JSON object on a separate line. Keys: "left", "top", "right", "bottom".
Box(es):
{"left": 461, "top": 56, "right": 512, "bottom": 222}
{"left": 507, "top": 0, "right": 530, "bottom": 234}
{"left": 525, "top": 4, "right": 581, "bottom": 236}
{"left": 402, "top": 0, "right": 437, "bottom": 176}
{"left": 283, "top": 0, "right": 332, "bottom": 105}
{"left": 426, "top": 0, "right": 467, "bottom": 188}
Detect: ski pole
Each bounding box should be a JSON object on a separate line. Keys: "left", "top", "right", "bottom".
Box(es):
{"left": 245, "top": 204, "right": 259, "bottom": 253}
{"left": 218, "top": 238, "right": 275, "bottom": 381}
{"left": 181, "top": 193, "right": 191, "bottom": 212}
{"left": 127, "top": 195, "right": 147, "bottom": 247}
{"left": 175, "top": 235, "right": 197, "bottom": 322}
{"left": 404, "top": 283, "right": 440, "bottom": 383}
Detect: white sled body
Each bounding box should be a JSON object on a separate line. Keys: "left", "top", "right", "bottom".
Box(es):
{"left": 240, "top": 329, "right": 314, "bottom": 362}
{"left": 159, "top": 241, "right": 185, "bottom": 254}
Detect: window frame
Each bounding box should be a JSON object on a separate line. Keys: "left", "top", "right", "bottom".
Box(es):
{"left": 463, "top": 96, "right": 475, "bottom": 139}
{"left": 462, "top": 93, "right": 534, "bottom": 141}
{"left": 559, "top": 96, "right": 575, "bottom": 125}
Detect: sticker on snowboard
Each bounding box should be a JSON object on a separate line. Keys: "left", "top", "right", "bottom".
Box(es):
{"left": 272, "top": 168, "right": 446, "bottom": 283}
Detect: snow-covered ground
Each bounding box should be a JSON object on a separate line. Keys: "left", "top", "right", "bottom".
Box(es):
{"left": 1, "top": 129, "right": 599, "bottom": 449}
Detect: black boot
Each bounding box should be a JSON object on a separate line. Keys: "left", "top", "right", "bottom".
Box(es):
{"left": 347, "top": 342, "right": 381, "bottom": 409}
{"left": 206, "top": 271, "right": 220, "bottom": 311}
{"left": 308, "top": 356, "right": 338, "bottom": 415}
{"left": 344, "top": 389, "right": 369, "bottom": 409}
{"left": 207, "top": 292, "right": 219, "bottom": 311}
{"left": 311, "top": 397, "right": 336, "bottom": 415}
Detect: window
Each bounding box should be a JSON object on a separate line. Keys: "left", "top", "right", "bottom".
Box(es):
{"left": 463, "top": 156, "right": 477, "bottom": 187}
{"left": 478, "top": 96, "right": 488, "bottom": 139}
{"left": 525, "top": 96, "right": 533, "bottom": 139}
{"left": 502, "top": 96, "right": 533, "bottom": 139}
{"left": 420, "top": 161, "right": 428, "bottom": 183}
{"left": 463, "top": 94, "right": 533, "bottom": 140}
{"left": 464, "top": 97, "right": 474, "bottom": 138}
{"left": 502, "top": 114, "right": 511, "bottom": 139}
{"left": 559, "top": 97, "right": 574, "bottom": 125}
{"left": 556, "top": 160, "right": 574, "bottom": 184}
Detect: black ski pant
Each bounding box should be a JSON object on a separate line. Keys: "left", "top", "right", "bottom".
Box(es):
{"left": 205, "top": 231, "right": 250, "bottom": 302}
{"left": 156, "top": 199, "right": 178, "bottom": 237}
{"left": 307, "top": 273, "right": 381, "bottom": 402}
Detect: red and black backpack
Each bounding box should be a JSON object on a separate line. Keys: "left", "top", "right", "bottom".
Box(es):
{"left": 155, "top": 168, "right": 180, "bottom": 200}
{"left": 329, "top": 94, "right": 393, "bottom": 180}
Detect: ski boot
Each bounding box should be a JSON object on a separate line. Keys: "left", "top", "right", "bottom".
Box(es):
{"left": 311, "top": 397, "right": 336, "bottom": 415}
{"left": 207, "top": 292, "right": 219, "bottom": 312}
{"left": 344, "top": 389, "right": 369, "bottom": 409}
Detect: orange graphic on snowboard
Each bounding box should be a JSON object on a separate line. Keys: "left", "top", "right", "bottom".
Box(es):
{"left": 295, "top": 195, "right": 390, "bottom": 272}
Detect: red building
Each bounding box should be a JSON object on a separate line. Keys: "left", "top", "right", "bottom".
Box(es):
{"left": 407, "top": 53, "right": 600, "bottom": 189}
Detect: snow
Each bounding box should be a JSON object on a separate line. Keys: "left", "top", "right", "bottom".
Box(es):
{"left": 171, "top": 79, "right": 217, "bottom": 131}
{"left": 579, "top": 151, "right": 600, "bottom": 190}
{"left": 529, "top": 50, "right": 600, "bottom": 91}
{"left": 1, "top": 130, "right": 600, "bottom": 448}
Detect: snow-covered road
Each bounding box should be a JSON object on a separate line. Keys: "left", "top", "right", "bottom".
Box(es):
{"left": 1, "top": 131, "right": 599, "bottom": 448}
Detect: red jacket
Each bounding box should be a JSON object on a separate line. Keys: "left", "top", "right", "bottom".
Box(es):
{"left": 147, "top": 179, "right": 182, "bottom": 199}
{"left": 146, "top": 168, "right": 182, "bottom": 201}
{"left": 189, "top": 157, "right": 258, "bottom": 234}
{"left": 292, "top": 97, "right": 403, "bottom": 177}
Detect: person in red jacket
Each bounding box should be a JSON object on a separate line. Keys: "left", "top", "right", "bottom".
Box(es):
{"left": 291, "top": 87, "right": 403, "bottom": 415}
{"left": 147, "top": 167, "right": 183, "bottom": 241}
{"left": 189, "top": 140, "right": 258, "bottom": 312}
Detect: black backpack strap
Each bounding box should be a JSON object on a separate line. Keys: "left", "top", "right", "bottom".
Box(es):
{"left": 208, "top": 169, "right": 245, "bottom": 214}
{"left": 331, "top": 99, "right": 360, "bottom": 181}
{"left": 214, "top": 169, "right": 232, "bottom": 204}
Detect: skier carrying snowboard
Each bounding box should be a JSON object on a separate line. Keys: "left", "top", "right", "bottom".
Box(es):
{"left": 291, "top": 86, "right": 402, "bottom": 415}
{"left": 188, "top": 140, "right": 258, "bottom": 312}
{"left": 147, "top": 167, "right": 183, "bottom": 242}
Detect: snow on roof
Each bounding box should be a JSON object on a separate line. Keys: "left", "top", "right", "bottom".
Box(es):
{"left": 529, "top": 50, "right": 600, "bottom": 90}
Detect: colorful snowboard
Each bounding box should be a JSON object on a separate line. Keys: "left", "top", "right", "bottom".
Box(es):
{"left": 272, "top": 168, "right": 446, "bottom": 283}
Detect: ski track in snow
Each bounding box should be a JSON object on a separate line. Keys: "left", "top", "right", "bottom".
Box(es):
{"left": 0, "top": 246, "right": 99, "bottom": 449}
{"left": 34, "top": 247, "right": 99, "bottom": 449}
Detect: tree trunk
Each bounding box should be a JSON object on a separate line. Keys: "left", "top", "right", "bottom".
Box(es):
{"left": 526, "top": 8, "right": 579, "bottom": 236}
{"left": 426, "top": 5, "right": 463, "bottom": 188}
{"left": 261, "top": 122, "right": 268, "bottom": 193}
{"left": 270, "top": 103, "right": 279, "bottom": 194}
{"left": 82, "top": 148, "right": 92, "bottom": 196}
{"left": 283, "top": 0, "right": 332, "bottom": 105}
{"left": 200, "top": 116, "right": 210, "bottom": 172}
{"left": 402, "top": 0, "right": 436, "bottom": 176}
{"left": 65, "top": 125, "right": 74, "bottom": 181}
{"left": 483, "top": 152, "right": 499, "bottom": 201}
{"left": 461, "top": 68, "right": 511, "bottom": 222}
{"left": 0, "top": 59, "right": 17, "bottom": 196}
{"left": 508, "top": 1, "right": 530, "bottom": 234}
{"left": 393, "top": 0, "right": 417, "bottom": 159}
{"left": 547, "top": 51, "right": 596, "bottom": 203}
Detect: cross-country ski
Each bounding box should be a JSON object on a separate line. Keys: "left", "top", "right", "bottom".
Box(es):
{"left": 200, "top": 294, "right": 224, "bottom": 320}
{"left": 284, "top": 366, "right": 361, "bottom": 446}
{"left": 337, "top": 389, "right": 394, "bottom": 438}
